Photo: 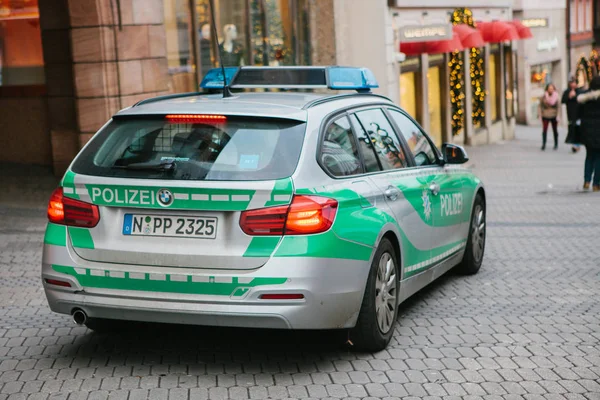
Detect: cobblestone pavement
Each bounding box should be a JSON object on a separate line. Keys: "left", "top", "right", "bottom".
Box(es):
{"left": 1, "top": 125, "right": 599, "bottom": 400}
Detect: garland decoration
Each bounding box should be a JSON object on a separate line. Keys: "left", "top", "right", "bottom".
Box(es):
{"left": 450, "top": 8, "right": 485, "bottom": 135}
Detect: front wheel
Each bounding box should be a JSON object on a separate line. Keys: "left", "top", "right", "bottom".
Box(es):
{"left": 350, "top": 238, "right": 399, "bottom": 351}
{"left": 456, "top": 193, "right": 486, "bottom": 275}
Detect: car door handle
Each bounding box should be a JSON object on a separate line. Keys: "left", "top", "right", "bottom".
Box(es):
{"left": 384, "top": 186, "right": 400, "bottom": 201}
{"left": 429, "top": 183, "right": 440, "bottom": 196}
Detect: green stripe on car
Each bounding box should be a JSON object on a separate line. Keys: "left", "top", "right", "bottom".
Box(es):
{"left": 44, "top": 223, "right": 67, "bottom": 247}
{"left": 52, "top": 265, "right": 287, "bottom": 296}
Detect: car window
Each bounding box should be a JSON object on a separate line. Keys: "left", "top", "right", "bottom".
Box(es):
{"left": 71, "top": 117, "right": 306, "bottom": 181}
{"left": 349, "top": 114, "right": 382, "bottom": 173}
{"left": 387, "top": 109, "right": 438, "bottom": 167}
{"left": 354, "top": 109, "right": 408, "bottom": 170}
{"left": 320, "top": 116, "right": 362, "bottom": 176}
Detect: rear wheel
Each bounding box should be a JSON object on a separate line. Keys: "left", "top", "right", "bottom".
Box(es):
{"left": 456, "top": 193, "right": 486, "bottom": 275}
{"left": 350, "top": 238, "right": 399, "bottom": 351}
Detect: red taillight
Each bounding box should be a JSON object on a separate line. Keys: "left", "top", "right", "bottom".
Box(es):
{"left": 239, "top": 204, "right": 288, "bottom": 236}
{"left": 260, "top": 294, "right": 304, "bottom": 300}
{"left": 239, "top": 195, "right": 338, "bottom": 236}
{"left": 165, "top": 114, "right": 227, "bottom": 124}
{"left": 47, "top": 188, "right": 100, "bottom": 228}
{"left": 285, "top": 195, "right": 338, "bottom": 235}
{"left": 45, "top": 279, "right": 72, "bottom": 288}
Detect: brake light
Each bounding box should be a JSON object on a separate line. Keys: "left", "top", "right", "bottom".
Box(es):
{"left": 47, "top": 188, "right": 100, "bottom": 228}
{"left": 165, "top": 114, "right": 227, "bottom": 124}
{"left": 285, "top": 195, "right": 338, "bottom": 235}
{"left": 239, "top": 204, "right": 288, "bottom": 235}
{"left": 239, "top": 195, "right": 338, "bottom": 236}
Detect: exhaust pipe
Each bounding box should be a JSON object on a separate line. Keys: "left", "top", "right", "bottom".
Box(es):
{"left": 72, "top": 309, "right": 87, "bottom": 325}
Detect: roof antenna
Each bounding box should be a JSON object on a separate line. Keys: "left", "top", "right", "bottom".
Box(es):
{"left": 208, "top": 0, "right": 233, "bottom": 98}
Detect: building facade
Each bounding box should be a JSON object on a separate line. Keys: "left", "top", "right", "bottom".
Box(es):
{"left": 0, "top": 0, "right": 531, "bottom": 174}
{"left": 388, "top": 0, "right": 518, "bottom": 147}
{"left": 568, "top": 0, "right": 595, "bottom": 82}
{"left": 0, "top": 0, "right": 337, "bottom": 174}
{"left": 513, "top": 0, "right": 568, "bottom": 125}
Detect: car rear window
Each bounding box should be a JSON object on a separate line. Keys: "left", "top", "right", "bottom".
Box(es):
{"left": 71, "top": 116, "right": 307, "bottom": 181}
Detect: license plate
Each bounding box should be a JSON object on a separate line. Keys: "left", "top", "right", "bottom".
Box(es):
{"left": 122, "top": 214, "right": 217, "bottom": 239}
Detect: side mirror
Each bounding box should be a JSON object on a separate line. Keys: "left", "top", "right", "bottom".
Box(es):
{"left": 442, "top": 143, "right": 469, "bottom": 164}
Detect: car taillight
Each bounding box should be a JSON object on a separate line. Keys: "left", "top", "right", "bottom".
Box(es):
{"left": 239, "top": 204, "right": 288, "bottom": 236}
{"left": 240, "top": 195, "right": 338, "bottom": 236}
{"left": 47, "top": 187, "right": 100, "bottom": 228}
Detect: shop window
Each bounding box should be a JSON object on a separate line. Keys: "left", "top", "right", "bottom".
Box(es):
{"left": 489, "top": 50, "right": 501, "bottom": 122}
{"left": 427, "top": 60, "right": 443, "bottom": 147}
{"left": 164, "top": 0, "right": 197, "bottom": 92}
{"left": 0, "top": 0, "right": 45, "bottom": 88}
{"left": 399, "top": 57, "right": 420, "bottom": 123}
{"left": 586, "top": 0, "right": 592, "bottom": 31}
{"left": 578, "top": 0, "right": 585, "bottom": 32}
{"left": 194, "top": 0, "right": 311, "bottom": 73}
{"left": 530, "top": 63, "right": 553, "bottom": 91}
{"left": 504, "top": 45, "right": 515, "bottom": 119}
{"left": 571, "top": 0, "right": 577, "bottom": 33}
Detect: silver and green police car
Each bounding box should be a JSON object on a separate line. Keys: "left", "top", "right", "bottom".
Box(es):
{"left": 42, "top": 66, "right": 486, "bottom": 351}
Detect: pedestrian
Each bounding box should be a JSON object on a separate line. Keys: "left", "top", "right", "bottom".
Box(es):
{"left": 562, "top": 76, "right": 584, "bottom": 153}
{"left": 576, "top": 75, "right": 600, "bottom": 192}
{"left": 539, "top": 83, "right": 561, "bottom": 151}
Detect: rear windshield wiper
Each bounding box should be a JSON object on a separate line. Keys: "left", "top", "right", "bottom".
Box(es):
{"left": 112, "top": 159, "right": 177, "bottom": 172}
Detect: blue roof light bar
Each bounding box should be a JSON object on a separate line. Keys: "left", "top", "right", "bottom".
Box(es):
{"left": 199, "top": 67, "right": 239, "bottom": 89}
{"left": 199, "top": 66, "right": 379, "bottom": 93}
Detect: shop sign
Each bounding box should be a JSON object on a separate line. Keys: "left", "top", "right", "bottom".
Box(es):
{"left": 521, "top": 18, "right": 549, "bottom": 28}
{"left": 399, "top": 24, "right": 452, "bottom": 42}
{"left": 537, "top": 37, "right": 559, "bottom": 52}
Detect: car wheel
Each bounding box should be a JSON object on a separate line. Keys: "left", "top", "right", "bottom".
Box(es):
{"left": 456, "top": 193, "right": 486, "bottom": 275}
{"left": 350, "top": 238, "right": 399, "bottom": 351}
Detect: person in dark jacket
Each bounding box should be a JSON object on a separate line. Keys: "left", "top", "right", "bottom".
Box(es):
{"left": 562, "top": 76, "right": 584, "bottom": 153}
{"left": 576, "top": 76, "right": 600, "bottom": 191}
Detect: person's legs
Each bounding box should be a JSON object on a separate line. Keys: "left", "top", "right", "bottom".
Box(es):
{"left": 551, "top": 119, "right": 559, "bottom": 149}
{"left": 584, "top": 146, "right": 593, "bottom": 189}
{"left": 593, "top": 149, "right": 600, "bottom": 189}
{"left": 541, "top": 119, "right": 549, "bottom": 150}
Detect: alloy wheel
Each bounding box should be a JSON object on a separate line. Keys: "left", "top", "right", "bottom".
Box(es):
{"left": 471, "top": 205, "right": 486, "bottom": 263}
{"left": 375, "top": 252, "right": 397, "bottom": 334}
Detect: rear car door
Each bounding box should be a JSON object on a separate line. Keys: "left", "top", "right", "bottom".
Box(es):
{"left": 63, "top": 114, "right": 306, "bottom": 270}
{"left": 350, "top": 108, "right": 433, "bottom": 277}
{"left": 386, "top": 108, "right": 470, "bottom": 259}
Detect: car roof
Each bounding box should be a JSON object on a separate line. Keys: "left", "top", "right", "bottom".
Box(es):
{"left": 115, "top": 92, "right": 395, "bottom": 122}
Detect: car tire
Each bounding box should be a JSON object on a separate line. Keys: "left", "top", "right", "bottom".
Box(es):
{"left": 456, "top": 193, "right": 486, "bottom": 275}
{"left": 350, "top": 238, "right": 399, "bottom": 352}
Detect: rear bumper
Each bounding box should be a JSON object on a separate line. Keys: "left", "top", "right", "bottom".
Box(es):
{"left": 42, "top": 243, "right": 372, "bottom": 330}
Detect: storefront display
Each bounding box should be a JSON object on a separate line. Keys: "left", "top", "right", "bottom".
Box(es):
{"left": 164, "top": 0, "right": 196, "bottom": 93}
{"left": 164, "top": 0, "right": 311, "bottom": 92}
{"left": 0, "top": 0, "right": 44, "bottom": 87}
{"left": 504, "top": 44, "right": 516, "bottom": 118}
{"left": 489, "top": 46, "right": 500, "bottom": 122}
{"left": 427, "top": 55, "right": 444, "bottom": 146}
{"left": 399, "top": 57, "right": 420, "bottom": 122}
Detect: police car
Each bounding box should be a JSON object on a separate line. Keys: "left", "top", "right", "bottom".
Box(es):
{"left": 42, "top": 66, "right": 486, "bottom": 351}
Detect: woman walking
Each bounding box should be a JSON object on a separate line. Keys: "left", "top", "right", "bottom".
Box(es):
{"left": 539, "top": 83, "right": 560, "bottom": 151}
{"left": 577, "top": 76, "right": 600, "bottom": 191}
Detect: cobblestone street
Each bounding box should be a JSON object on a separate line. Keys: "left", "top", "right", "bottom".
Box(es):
{"left": 0, "top": 125, "right": 599, "bottom": 400}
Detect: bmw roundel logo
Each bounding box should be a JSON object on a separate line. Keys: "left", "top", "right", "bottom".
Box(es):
{"left": 157, "top": 189, "right": 174, "bottom": 207}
